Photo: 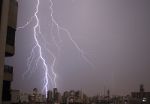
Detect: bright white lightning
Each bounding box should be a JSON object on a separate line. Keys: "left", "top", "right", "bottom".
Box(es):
{"left": 18, "top": 0, "right": 56, "bottom": 96}
{"left": 18, "top": 0, "right": 93, "bottom": 96}
{"left": 17, "top": 16, "right": 34, "bottom": 29}
{"left": 33, "top": 0, "right": 49, "bottom": 94}
{"left": 48, "top": 0, "right": 94, "bottom": 67}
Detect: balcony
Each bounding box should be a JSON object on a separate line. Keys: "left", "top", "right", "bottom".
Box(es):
{"left": 5, "top": 26, "right": 16, "bottom": 57}
{"left": 3, "top": 65, "right": 13, "bottom": 81}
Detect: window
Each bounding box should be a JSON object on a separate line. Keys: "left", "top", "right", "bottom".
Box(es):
{"left": 4, "top": 65, "right": 13, "bottom": 74}
{"left": 6, "top": 26, "right": 16, "bottom": 46}
{"left": 2, "top": 80, "right": 11, "bottom": 101}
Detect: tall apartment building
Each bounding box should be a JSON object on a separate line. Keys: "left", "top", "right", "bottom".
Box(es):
{"left": 0, "top": 0, "right": 18, "bottom": 103}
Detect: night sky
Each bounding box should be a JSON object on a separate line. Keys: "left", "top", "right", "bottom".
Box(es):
{"left": 6, "top": 0, "right": 150, "bottom": 96}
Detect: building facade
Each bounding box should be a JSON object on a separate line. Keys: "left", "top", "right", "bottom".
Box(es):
{"left": 0, "top": 0, "right": 18, "bottom": 103}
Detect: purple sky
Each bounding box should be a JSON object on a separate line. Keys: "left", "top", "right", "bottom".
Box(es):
{"left": 6, "top": 0, "right": 150, "bottom": 96}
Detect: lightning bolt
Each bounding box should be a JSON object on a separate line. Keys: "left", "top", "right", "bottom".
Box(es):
{"left": 48, "top": 0, "right": 94, "bottom": 67}
{"left": 18, "top": 0, "right": 56, "bottom": 96}
{"left": 17, "top": 0, "right": 93, "bottom": 97}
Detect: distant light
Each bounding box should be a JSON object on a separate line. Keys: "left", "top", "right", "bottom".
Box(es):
{"left": 142, "top": 97, "right": 147, "bottom": 102}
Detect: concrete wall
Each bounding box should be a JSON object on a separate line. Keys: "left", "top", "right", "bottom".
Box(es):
{"left": 5, "top": 0, "right": 18, "bottom": 57}
{"left": 0, "top": 0, "right": 10, "bottom": 103}
{"left": 8, "top": 0, "right": 18, "bottom": 28}
{"left": 0, "top": 0, "right": 18, "bottom": 103}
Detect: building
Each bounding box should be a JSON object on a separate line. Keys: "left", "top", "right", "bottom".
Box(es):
{"left": 47, "top": 90, "right": 53, "bottom": 103}
{"left": 130, "top": 84, "right": 150, "bottom": 104}
{"left": 11, "top": 89, "right": 20, "bottom": 104}
{"left": 28, "top": 88, "right": 46, "bottom": 103}
{"left": 53, "top": 88, "right": 61, "bottom": 104}
{"left": 0, "top": 0, "right": 18, "bottom": 103}
{"left": 62, "top": 91, "right": 69, "bottom": 104}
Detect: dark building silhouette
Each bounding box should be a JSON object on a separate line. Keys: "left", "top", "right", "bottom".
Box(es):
{"left": 131, "top": 84, "right": 150, "bottom": 104}
{"left": 47, "top": 90, "right": 53, "bottom": 103}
